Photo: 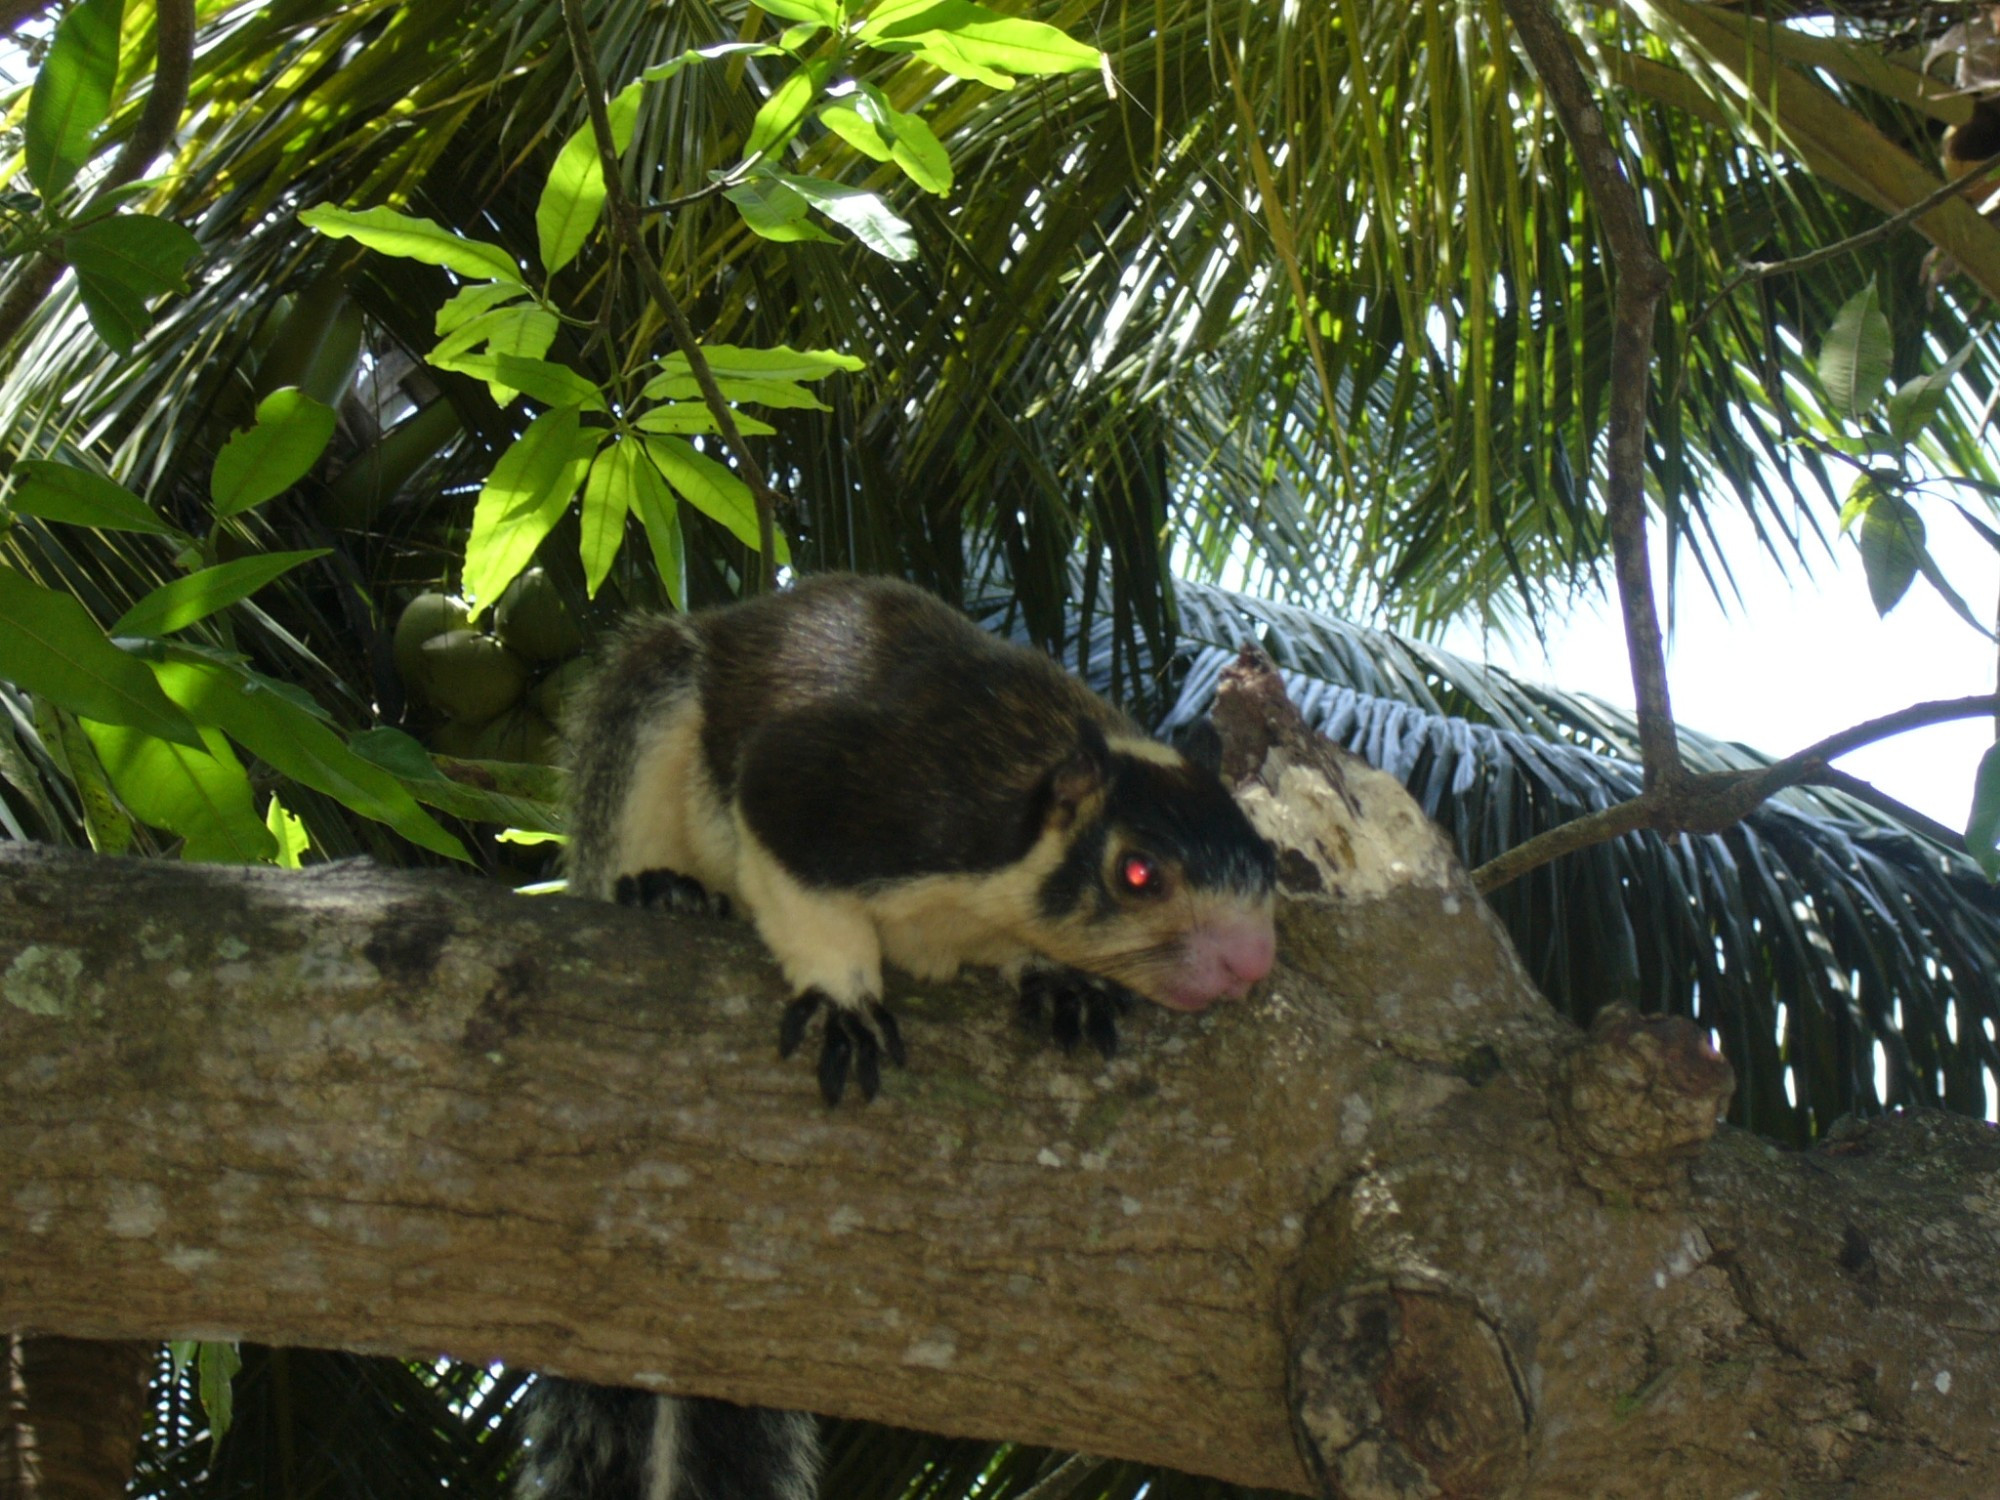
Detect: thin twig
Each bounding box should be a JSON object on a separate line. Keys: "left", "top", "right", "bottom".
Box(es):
{"left": 1686, "top": 155, "right": 2000, "bottom": 349}
{"left": 1473, "top": 692, "right": 2000, "bottom": 891}
{"left": 1500, "top": 0, "right": 1679, "bottom": 792}
{"left": 0, "top": 0, "right": 195, "bottom": 360}
{"left": 558, "top": 0, "right": 782, "bottom": 592}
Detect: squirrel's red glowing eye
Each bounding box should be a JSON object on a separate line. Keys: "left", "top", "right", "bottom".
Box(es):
{"left": 1118, "top": 852, "right": 1162, "bottom": 895}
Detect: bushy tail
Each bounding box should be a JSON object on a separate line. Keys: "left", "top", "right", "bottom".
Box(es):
{"left": 515, "top": 1379, "right": 820, "bottom": 1500}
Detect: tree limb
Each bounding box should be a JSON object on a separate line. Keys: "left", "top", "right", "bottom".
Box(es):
{"left": 4, "top": 742, "right": 1998, "bottom": 1498}
{"left": 1473, "top": 693, "right": 2000, "bottom": 892}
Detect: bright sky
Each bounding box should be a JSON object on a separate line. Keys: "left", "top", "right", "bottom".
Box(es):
{"left": 1447, "top": 502, "right": 1999, "bottom": 836}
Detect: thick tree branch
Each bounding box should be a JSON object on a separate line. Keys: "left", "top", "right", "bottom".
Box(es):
{"left": 5, "top": 728, "right": 1999, "bottom": 1499}
{"left": 1473, "top": 693, "right": 2000, "bottom": 892}
{"left": 558, "top": 0, "right": 782, "bottom": 591}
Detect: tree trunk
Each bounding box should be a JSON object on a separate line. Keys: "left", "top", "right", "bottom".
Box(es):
{"left": 0, "top": 1338, "right": 152, "bottom": 1500}
{"left": 1, "top": 690, "right": 1996, "bottom": 1497}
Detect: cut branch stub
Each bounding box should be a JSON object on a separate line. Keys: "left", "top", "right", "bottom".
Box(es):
{"left": 1289, "top": 1282, "right": 1529, "bottom": 1500}
{"left": 1553, "top": 1005, "right": 1735, "bottom": 1205}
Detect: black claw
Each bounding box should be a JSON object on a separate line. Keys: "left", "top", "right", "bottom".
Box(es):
{"left": 618, "top": 866, "right": 728, "bottom": 917}
{"left": 872, "top": 1002, "right": 907, "bottom": 1068}
{"left": 817, "top": 1016, "right": 854, "bottom": 1106}
{"left": 1019, "top": 967, "right": 1137, "bottom": 1061}
{"left": 851, "top": 1017, "right": 882, "bottom": 1102}
{"left": 778, "top": 990, "right": 824, "bottom": 1058}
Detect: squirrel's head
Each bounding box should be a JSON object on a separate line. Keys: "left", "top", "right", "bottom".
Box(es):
{"left": 1028, "top": 723, "right": 1277, "bottom": 1010}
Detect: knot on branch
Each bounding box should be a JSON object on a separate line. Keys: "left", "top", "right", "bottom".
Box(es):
{"left": 1553, "top": 1005, "right": 1733, "bottom": 1205}
{"left": 1288, "top": 1282, "right": 1528, "bottom": 1500}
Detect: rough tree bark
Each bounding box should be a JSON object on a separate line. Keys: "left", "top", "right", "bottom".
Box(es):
{"left": 1, "top": 659, "right": 1996, "bottom": 1498}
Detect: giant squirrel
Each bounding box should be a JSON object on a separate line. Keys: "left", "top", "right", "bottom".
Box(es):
{"left": 517, "top": 573, "right": 1278, "bottom": 1500}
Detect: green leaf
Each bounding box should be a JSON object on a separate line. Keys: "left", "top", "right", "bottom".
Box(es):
{"left": 196, "top": 1342, "right": 242, "bottom": 1458}
{"left": 428, "top": 303, "right": 561, "bottom": 403}
{"left": 1818, "top": 280, "right": 1893, "bottom": 422}
{"left": 298, "top": 204, "right": 524, "bottom": 286}
{"left": 63, "top": 213, "right": 200, "bottom": 355}
{"left": 579, "top": 439, "right": 635, "bottom": 598}
{"left": 435, "top": 282, "right": 529, "bottom": 337}
{"left": 23, "top": 0, "right": 123, "bottom": 198}
{"left": 1885, "top": 345, "right": 1973, "bottom": 449}
{"left": 347, "top": 726, "right": 447, "bottom": 782}
{"left": 772, "top": 172, "right": 917, "bottom": 260}
{"left": 723, "top": 173, "right": 839, "bottom": 244}
{"left": 632, "top": 403, "right": 776, "bottom": 437}
{"left": 756, "top": 0, "right": 840, "bottom": 22}
{"left": 641, "top": 435, "right": 787, "bottom": 563}
{"left": 210, "top": 388, "right": 338, "bottom": 517}
{"left": 640, "top": 42, "right": 784, "bottom": 83}
{"left": 152, "top": 655, "right": 468, "bottom": 861}
{"left": 0, "top": 568, "right": 201, "bottom": 747}
{"left": 39, "top": 699, "right": 133, "bottom": 854}
{"left": 463, "top": 406, "right": 599, "bottom": 615}
{"left": 265, "top": 794, "right": 310, "bottom": 868}
{"left": 1856, "top": 490, "right": 1922, "bottom": 615}
{"left": 628, "top": 441, "right": 686, "bottom": 610}
{"left": 862, "top": 84, "right": 952, "bottom": 193}
{"left": 651, "top": 343, "right": 864, "bottom": 382}
{"left": 642, "top": 373, "right": 828, "bottom": 409}
{"left": 81, "top": 718, "right": 276, "bottom": 863}
{"left": 745, "top": 60, "right": 833, "bottom": 160}
{"left": 819, "top": 100, "right": 894, "bottom": 161}
{"left": 110, "top": 550, "right": 331, "bottom": 637}
{"left": 11, "top": 460, "right": 178, "bottom": 535}
{"left": 440, "top": 354, "right": 607, "bottom": 412}
{"left": 1969, "top": 743, "right": 2000, "bottom": 881}
{"left": 537, "top": 80, "right": 643, "bottom": 276}
{"left": 863, "top": 1, "right": 1102, "bottom": 76}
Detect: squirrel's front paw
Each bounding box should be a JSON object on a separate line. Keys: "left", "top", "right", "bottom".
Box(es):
{"left": 1018, "top": 968, "right": 1135, "bottom": 1060}
{"left": 778, "top": 990, "right": 906, "bottom": 1105}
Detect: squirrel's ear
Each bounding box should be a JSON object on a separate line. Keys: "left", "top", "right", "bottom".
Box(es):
{"left": 1043, "top": 722, "right": 1111, "bottom": 825}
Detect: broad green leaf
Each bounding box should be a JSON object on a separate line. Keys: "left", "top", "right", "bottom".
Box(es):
{"left": 210, "top": 388, "right": 338, "bottom": 517}
{"left": 23, "top": 0, "right": 123, "bottom": 198}
{"left": 643, "top": 373, "right": 828, "bottom": 409}
{"left": 435, "top": 282, "right": 529, "bottom": 337}
{"left": 1885, "top": 345, "right": 1973, "bottom": 449}
{"left": 1969, "top": 743, "right": 2000, "bottom": 880}
{"left": 0, "top": 568, "right": 201, "bottom": 747}
{"left": 63, "top": 213, "right": 200, "bottom": 355}
{"left": 640, "top": 42, "right": 784, "bottom": 83}
{"left": 537, "top": 80, "right": 643, "bottom": 276}
{"left": 347, "top": 726, "right": 447, "bottom": 782}
{"left": 110, "top": 550, "right": 331, "bottom": 638}
{"left": 819, "top": 100, "right": 895, "bottom": 161}
{"left": 196, "top": 1342, "right": 242, "bottom": 1457}
{"left": 152, "top": 655, "right": 468, "bottom": 861}
{"left": 429, "top": 304, "right": 561, "bottom": 403}
{"left": 11, "top": 460, "right": 177, "bottom": 536}
{"left": 745, "top": 60, "right": 833, "bottom": 160}
{"left": 81, "top": 718, "right": 275, "bottom": 863}
{"left": 266, "top": 794, "right": 310, "bottom": 868}
{"left": 395, "top": 754, "right": 565, "bottom": 835}
{"left": 1818, "top": 280, "right": 1893, "bottom": 422}
{"left": 860, "top": 85, "right": 951, "bottom": 193}
{"left": 863, "top": 2, "right": 1101, "bottom": 75}
{"left": 632, "top": 403, "right": 776, "bottom": 437}
{"left": 38, "top": 699, "right": 133, "bottom": 854}
{"left": 775, "top": 172, "right": 917, "bottom": 260}
{"left": 756, "top": 0, "right": 840, "bottom": 22}
{"left": 579, "top": 440, "right": 636, "bottom": 597}
{"left": 724, "top": 174, "right": 839, "bottom": 244}
{"left": 299, "top": 204, "right": 524, "bottom": 286}
{"left": 1856, "top": 490, "right": 1922, "bottom": 615}
{"left": 440, "top": 354, "right": 606, "bottom": 412}
{"left": 463, "top": 407, "right": 599, "bottom": 615}
{"left": 651, "top": 343, "right": 864, "bottom": 382}
{"left": 642, "top": 435, "right": 787, "bottom": 563}
{"left": 628, "top": 443, "right": 687, "bottom": 610}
